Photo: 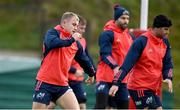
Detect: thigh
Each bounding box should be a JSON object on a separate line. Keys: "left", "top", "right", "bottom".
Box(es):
{"left": 32, "top": 102, "right": 47, "bottom": 109}
{"left": 33, "top": 80, "right": 73, "bottom": 109}
{"left": 94, "top": 82, "right": 110, "bottom": 109}
{"left": 69, "top": 81, "right": 87, "bottom": 103}
{"left": 108, "top": 83, "right": 129, "bottom": 109}
{"left": 116, "top": 83, "right": 129, "bottom": 101}
{"left": 51, "top": 85, "right": 71, "bottom": 103}
{"left": 56, "top": 89, "right": 79, "bottom": 109}
{"left": 151, "top": 94, "right": 162, "bottom": 109}
{"left": 47, "top": 85, "right": 74, "bottom": 109}
{"left": 47, "top": 101, "right": 56, "bottom": 109}
{"left": 94, "top": 92, "right": 109, "bottom": 109}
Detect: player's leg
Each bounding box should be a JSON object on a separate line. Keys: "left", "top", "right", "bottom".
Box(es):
{"left": 56, "top": 88, "right": 80, "bottom": 109}
{"left": 114, "top": 83, "right": 129, "bottom": 109}
{"left": 94, "top": 82, "right": 109, "bottom": 109}
{"left": 79, "top": 103, "right": 86, "bottom": 110}
{"left": 47, "top": 101, "right": 56, "bottom": 109}
{"left": 128, "top": 89, "right": 146, "bottom": 109}
{"left": 94, "top": 92, "right": 109, "bottom": 109}
{"left": 128, "top": 89, "right": 162, "bottom": 109}
{"left": 69, "top": 81, "right": 87, "bottom": 110}
{"left": 32, "top": 102, "right": 47, "bottom": 109}
{"left": 48, "top": 84, "right": 80, "bottom": 109}
{"left": 156, "top": 80, "right": 163, "bottom": 110}
{"left": 107, "top": 95, "right": 117, "bottom": 109}
{"left": 152, "top": 94, "right": 162, "bottom": 110}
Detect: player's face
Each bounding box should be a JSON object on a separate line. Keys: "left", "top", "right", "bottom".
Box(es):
{"left": 115, "top": 14, "right": 129, "bottom": 30}
{"left": 156, "top": 27, "right": 170, "bottom": 38}
{"left": 77, "top": 24, "right": 86, "bottom": 35}
{"left": 63, "top": 16, "right": 79, "bottom": 34}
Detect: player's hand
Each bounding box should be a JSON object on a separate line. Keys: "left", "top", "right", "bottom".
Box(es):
{"left": 113, "top": 66, "right": 120, "bottom": 75}
{"left": 163, "top": 79, "right": 173, "bottom": 93}
{"left": 74, "top": 70, "right": 84, "bottom": 77}
{"left": 109, "top": 85, "right": 119, "bottom": 97}
{"left": 72, "top": 32, "right": 82, "bottom": 41}
{"left": 85, "top": 76, "right": 94, "bottom": 85}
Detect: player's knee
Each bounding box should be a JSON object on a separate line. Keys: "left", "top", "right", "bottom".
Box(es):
{"left": 32, "top": 102, "right": 47, "bottom": 109}
{"left": 79, "top": 103, "right": 86, "bottom": 109}
{"left": 77, "top": 97, "right": 87, "bottom": 104}
{"left": 47, "top": 101, "right": 56, "bottom": 109}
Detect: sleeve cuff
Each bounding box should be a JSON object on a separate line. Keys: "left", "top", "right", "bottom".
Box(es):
{"left": 112, "top": 81, "right": 121, "bottom": 86}
{"left": 111, "top": 64, "right": 118, "bottom": 69}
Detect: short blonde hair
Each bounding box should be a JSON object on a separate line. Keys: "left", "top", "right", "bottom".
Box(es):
{"left": 61, "top": 12, "right": 79, "bottom": 23}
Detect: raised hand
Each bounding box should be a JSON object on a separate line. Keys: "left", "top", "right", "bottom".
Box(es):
{"left": 85, "top": 76, "right": 94, "bottom": 85}
{"left": 72, "top": 32, "right": 82, "bottom": 41}
{"left": 74, "top": 69, "right": 84, "bottom": 77}
{"left": 163, "top": 79, "right": 173, "bottom": 93}
{"left": 109, "top": 85, "right": 119, "bottom": 96}
{"left": 113, "top": 66, "right": 120, "bottom": 75}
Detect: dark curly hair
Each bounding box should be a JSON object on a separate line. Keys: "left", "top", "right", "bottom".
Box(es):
{"left": 153, "top": 14, "right": 172, "bottom": 28}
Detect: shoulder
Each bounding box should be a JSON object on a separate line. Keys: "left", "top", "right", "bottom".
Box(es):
{"left": 162, "top": 37, "right": 170, "bottom": 47}
{"left": 45, "top": 28, "right": 59, "bottom": 36}
{"left": 99, "top": 30, "right": 114, "bottom": 41}
{"left": 101, "top": 30, "right": 114, "bottom": 36}
{"left": 47, "top": 28, "right": 58, "bottom": 33}
{"left": 128, "top": 32, "right": 136, "bottom": 40}
{"left": 131, "top": 36, "right": 148, "bottom": 50}
{"left": 134, "top": 36, "right": 147, "bottom": 43}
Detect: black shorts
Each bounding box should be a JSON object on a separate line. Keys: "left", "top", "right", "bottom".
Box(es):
{"left": 69, "top": 80, "right": 87, "bottom": 103}
{"left": 33, "top": 80, "right": 71, "bottom": 105}
{"left": 95, "top": 81, "right": 129, "bottom": 108}
{"left": 128, "top": 89, "right": 162, "bottom": 109}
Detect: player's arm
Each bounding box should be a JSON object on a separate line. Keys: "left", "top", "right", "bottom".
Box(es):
{"left": 162, "top": 38, "right": 173, "bottom": 80}
{"left": 44, "top": 29, "right": 75, "bottom": 50}
{"left": 85, "top": 46, "right": 96, "bottom": 71}
{"left": 69, "top": 66, "right": 84, "bottom": 77}
{"left": 109, "top": 36, "right": 147, "bottom": 96}
{"left": 99, "top": 31, "right": 119, "bottom": 69}
{"left": 83, "top": 45, "right": 97, "bottom": 84}
{"left": 112, "top": 36, "right": 147, "bottom": 85}
{"left": 74, "top": 41, "right": 96, "bottom": 77}
{"left": 162, "top": 38, "right": 173, "bottom": 93}
{"left": 69, "top": 66, "right": 77, "bottom": 74}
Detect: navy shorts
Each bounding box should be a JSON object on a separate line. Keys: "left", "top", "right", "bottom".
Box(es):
{"left": 69, "top": 80, "right": 87, "bottom": 103}
{"left": 33, "top": 80, "right": 71, "bottom": 105}
{"left": 96, "top": 81, "right": 129, "bottom": 108}
{"left": 128, "top": 89, "right": 162, "bottom": 109}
